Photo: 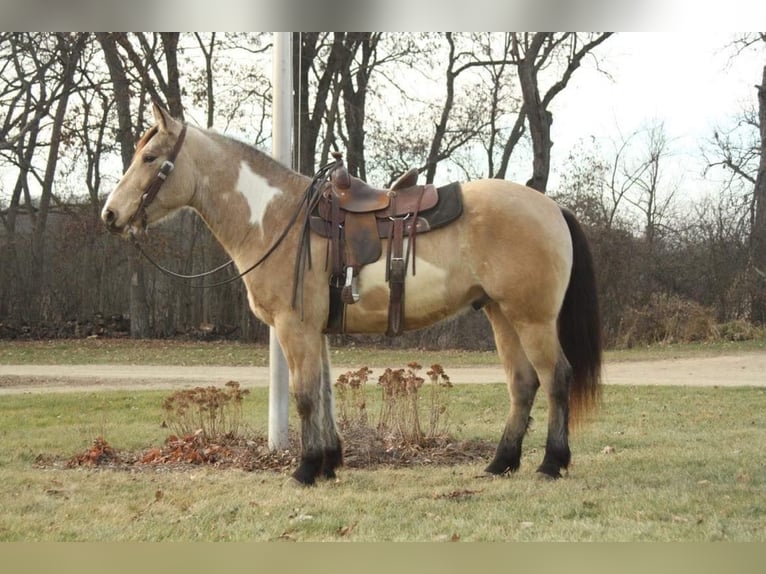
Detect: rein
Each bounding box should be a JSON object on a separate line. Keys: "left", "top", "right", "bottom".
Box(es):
{"left": 130, "top": 145, "right": 341, "bottom": 291}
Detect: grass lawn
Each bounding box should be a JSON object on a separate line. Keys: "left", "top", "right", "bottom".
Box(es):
{"left": 1, "top": 336, "right": 765, "bottom": 367}
{"left": 0, "top": 382, "right": 763, "bottom": 541}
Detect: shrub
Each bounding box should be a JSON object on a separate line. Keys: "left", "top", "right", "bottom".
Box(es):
{"left": 334, "top": 362, "right": 454, "bottom": 446}
{"left": 377, "top": 364, "right": 425, "bottom": 444}
{"left": 334, "top": 366, "right": 372, "bottom": 429}
{"left": 424, "top": 363, "right": 453, "bottom": 438}
{"left": 161, "top": 381, "right": 250, "bottom": 442}
{"left": 716, "top": 319, "right": 766, "bottom": 342}
{"left": 616, "top": 292, "right": 717, "bottom": 348}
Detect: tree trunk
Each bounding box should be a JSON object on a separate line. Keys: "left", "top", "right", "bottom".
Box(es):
{"left": 750, "top": 63, "right": 766, "bottom": 324}
{"left": 29, "top": 34, "right": 84, "bottom": 321}
{"left": 515, "top": 33, "right": 553, "bottom": 192}
{"left": 425, "top": 33, "right": 458, "bottom": 184}
{"left": 160, "top": 33, "right": 184, "bottom": 118}
{"left": 339, "top": 33, "right": 375, "bottom": 179}
{"left": 97, "top": 32, "right": 152, "bottom": 337}
{"left": 512, "top": 32, "right": 612, "bottom": 192}
{"left": 294, "top": 33, "right": 341, "bottom": 175}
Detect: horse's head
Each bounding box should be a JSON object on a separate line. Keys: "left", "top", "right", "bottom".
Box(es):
{"left": 101, "top": 103, "right": 193, "bottom": 235}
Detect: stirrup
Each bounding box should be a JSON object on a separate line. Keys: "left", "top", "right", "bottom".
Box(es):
{"left": 341, "top": 266, "right": 360, "bottom": 304}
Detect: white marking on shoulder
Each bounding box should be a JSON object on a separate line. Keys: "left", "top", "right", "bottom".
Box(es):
{"left": 235, "top": 160, "right": 283, "bottom": 228}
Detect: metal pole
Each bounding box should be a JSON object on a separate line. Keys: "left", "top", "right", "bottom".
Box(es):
{"left": 268, "top": 32, "right": 292, "bottom": 451}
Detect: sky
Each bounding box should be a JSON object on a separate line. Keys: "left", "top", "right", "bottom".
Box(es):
{"left": 1, "top": 31, "right": 763, "bottom": 207}
{"left": 548, "top": 32, "right": 764, "bottom": 201}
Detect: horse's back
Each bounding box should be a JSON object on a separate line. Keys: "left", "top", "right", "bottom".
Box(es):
{"left": 460, "top": 179, "right": 567, "bottom": 233}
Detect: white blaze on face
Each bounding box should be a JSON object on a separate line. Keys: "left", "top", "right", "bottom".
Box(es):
{"left": 235, "top": 160, "right": 283, "bottom": 228}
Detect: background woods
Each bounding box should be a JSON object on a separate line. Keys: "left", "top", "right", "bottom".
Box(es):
{"left": 1, "top": 32, "right": 765, "bottom": 348}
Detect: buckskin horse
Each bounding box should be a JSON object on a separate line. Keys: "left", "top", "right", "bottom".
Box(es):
{"left": 101, "top": 104, "right": 602, "bottom": 485}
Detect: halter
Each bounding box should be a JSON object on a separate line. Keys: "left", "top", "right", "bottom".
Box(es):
{"left": 126, "top": 124, "right": 188, "bottom": 230}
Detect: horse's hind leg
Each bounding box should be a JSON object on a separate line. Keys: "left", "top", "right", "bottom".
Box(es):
{"left": 516, "top": 321, "right": 573, "bottom": 479}
{"left": 484, "top": 303, "right": 540, "bottom": 475}
{"left": 319, "top": 335, "right": 343, "bottom": 479}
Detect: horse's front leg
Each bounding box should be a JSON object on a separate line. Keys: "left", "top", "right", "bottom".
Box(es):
{"left": 319, "top": 335, "right": 343, "bottom": 479}
{"left": 276, "top": 318, "right": 341, "bottom": 485}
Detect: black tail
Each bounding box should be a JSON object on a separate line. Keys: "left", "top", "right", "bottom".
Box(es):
{"left": 558, "top": 208, "right": 603, "bottom": 423}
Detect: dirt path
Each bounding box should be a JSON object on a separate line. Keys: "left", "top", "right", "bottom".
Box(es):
{"left": 0, "top": 352, "right": 764, "bottom": 394}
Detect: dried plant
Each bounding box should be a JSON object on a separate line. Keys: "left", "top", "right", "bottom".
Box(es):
{"left": 425, "top": 364, "right": 453, "bottom": 438}
{"left": 161, "top": 381, "right": 250, "bottom": 442}
{"left": 334, "top": 366, "right": 372, "bottom": 429}
{"left": 376, "top": 361, "right": 455, "bottom": 445}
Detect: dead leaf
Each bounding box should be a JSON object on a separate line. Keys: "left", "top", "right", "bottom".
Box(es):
{"left": 154, "top": 489, "right": 163, "bottom": 502}
{"left": 45, "top": 488, "right": 68, "bottom": 499}
{"left": 337, "top": 522, "right": 358, "bottom": 537}
{"left": 450, "top": 533, "right": 460, "bottom": 542}
{"left": 435, "top": 488, "right": 482, "bottom": 500}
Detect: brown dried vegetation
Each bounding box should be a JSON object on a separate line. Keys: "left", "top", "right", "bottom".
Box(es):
{"left": 62, "top": 370, "right": 492, "bottom": 474}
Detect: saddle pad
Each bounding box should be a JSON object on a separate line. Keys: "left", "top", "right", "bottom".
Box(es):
{"left": 416, "top": 182, "right": 463, "bottom": 231}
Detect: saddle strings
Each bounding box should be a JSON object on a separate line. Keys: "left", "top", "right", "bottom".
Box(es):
{"left": 290, "top": 157, "right": 341, "bottom": 315}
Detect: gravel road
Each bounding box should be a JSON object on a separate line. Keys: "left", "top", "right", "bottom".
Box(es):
{"left": 0, "top": 352, "right": 764, "bottom": 394}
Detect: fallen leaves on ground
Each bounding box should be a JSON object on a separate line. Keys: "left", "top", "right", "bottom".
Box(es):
{"left": 66, "top": 436, "right": 121, "bottom": 467}
{"left": 434, "top": 488, "right": 483, "bottom": 501}
{"left": 51, "top": 430, "right": 495, "bottom": 474}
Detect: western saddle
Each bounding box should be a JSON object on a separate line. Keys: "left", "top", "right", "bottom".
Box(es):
{"left": 308, "top": 152, "right": 461, "bottom": 336}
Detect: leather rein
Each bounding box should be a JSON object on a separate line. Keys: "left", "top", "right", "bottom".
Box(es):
{"left": 127, "top": 124, "right": 340, "bottom": 290}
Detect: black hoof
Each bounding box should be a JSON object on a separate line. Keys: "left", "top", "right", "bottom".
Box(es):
{"left": 291, "top": 467, "right": 316, "bottom": 486}
{"left": 292, "top": 453, "right": 323, "bottom": 485}
{"left": 322, "top": 444, "right": 343, "bottom": 479}
{"left": 485, "top": 457, "right": 520, "bottom": 475}
{"left": 535, "top": 462, "right": 563, "bottom": 479}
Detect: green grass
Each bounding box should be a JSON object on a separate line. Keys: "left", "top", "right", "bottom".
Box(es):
{"left": 1, "top": 336, "right": 765, "bottom": 367}
{"left": 0, "top": 338, "right": 501, "bottom": 367}
{"left": 0, "top": 384, "right": 764, "bottom": 541}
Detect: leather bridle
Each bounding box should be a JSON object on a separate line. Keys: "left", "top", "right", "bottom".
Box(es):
{"left": 127, "top": 146, "right": 342, "bottom": 294}
{"left": 126, "top": 124, "right": 188, "bottom": 230}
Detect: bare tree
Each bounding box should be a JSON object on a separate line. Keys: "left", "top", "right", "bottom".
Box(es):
{"left": 705, "top": 33, "right": 766, "bottom": 323}
{"left": 30, "top": 34, "right": 87, "bottom": 266}
{"left": 507, "top": 32, "right": 613, "bottom": 192}
{"left": 293, "top": 33, "right": 350, "bottom": 175}
{"left": 618, "top": 122, "right": 678, "bottom": 246}
{"left": 424, "top": 33, "right": 498, "bottom": 184}
{"left": 96, "top": 32, "right": 152, "bottom": 337}
{"left": 751, "top": 38, "right": 766, "bottom": 322}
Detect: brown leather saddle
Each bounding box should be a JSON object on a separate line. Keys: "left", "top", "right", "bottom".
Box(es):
{"left": 309, "top": 153, "right": 463, "bottom": 336}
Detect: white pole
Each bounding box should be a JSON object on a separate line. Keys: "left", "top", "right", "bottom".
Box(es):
{"left": 268, "top": 32, "right": 292, "bottom": 451}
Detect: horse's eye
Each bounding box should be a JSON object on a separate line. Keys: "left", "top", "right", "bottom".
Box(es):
{"left": 143, "top": 154, "right": 157, "bottom": 164}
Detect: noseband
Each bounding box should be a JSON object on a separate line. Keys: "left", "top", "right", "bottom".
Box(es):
{"left": 126, "top": 124, "right": 188, "bottom": 229}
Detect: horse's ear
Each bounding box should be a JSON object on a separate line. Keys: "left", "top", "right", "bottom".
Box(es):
{"left": 152, "top": 102, "right": 176, "bottom": 133}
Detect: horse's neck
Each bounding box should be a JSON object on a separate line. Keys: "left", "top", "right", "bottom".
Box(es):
{"left": 188, "top": 129, "right": 308, "bottom": 264}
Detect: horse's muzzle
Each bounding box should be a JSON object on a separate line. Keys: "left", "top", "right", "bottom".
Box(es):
{"left": 102, "top": 208, "right": 124, "bottom": 235}
{"left": 102, "top": 207, "right": 116, "bottom": 228}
